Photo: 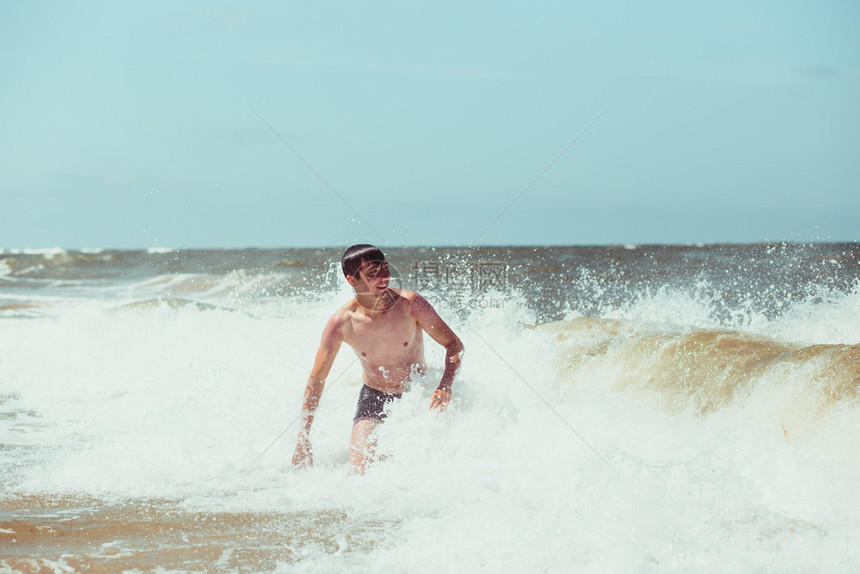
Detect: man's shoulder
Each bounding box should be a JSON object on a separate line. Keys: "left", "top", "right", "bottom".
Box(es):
{"left": 391, "top": 288, "right": 425, "bottom": 304}
{"left": 328, "top": 299, "right": 360, "bottom": 325}
{"left": 393, "top": 288, "right": 419, "bottom": 301}
{"left": 393, "top": 289, "right": 433, "bottom": 313}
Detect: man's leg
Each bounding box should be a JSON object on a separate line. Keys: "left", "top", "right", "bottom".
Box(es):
{"left": 349, "top": 418, "right": 381, "bottom": 475}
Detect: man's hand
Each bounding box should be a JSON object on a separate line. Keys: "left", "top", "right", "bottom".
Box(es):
{"left": 429, "top": 387, "right": 452, "bottom": 412}
{"left": 292, "top": 432, "right": 313, "bottom": 468}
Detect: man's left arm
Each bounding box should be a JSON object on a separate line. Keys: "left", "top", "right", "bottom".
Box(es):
{"left": 412, "top": 294, "right": 464, "bottom": 411}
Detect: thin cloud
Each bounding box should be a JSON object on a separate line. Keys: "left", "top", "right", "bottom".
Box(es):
{"left": 794, "top": 64, "right": 841, "bottom": 81}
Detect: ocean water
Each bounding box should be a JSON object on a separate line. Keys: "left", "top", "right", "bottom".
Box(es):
{"left": 0, "top": 244, "right": 858, "bottom": 572}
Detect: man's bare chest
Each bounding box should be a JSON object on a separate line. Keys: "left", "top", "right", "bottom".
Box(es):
{"left": 345, "top": 307, "right": 420, "bottom": 351}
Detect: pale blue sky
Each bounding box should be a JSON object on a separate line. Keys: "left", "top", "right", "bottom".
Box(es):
{"left": 1, "top": 1, "right": 858, "bottom": 248}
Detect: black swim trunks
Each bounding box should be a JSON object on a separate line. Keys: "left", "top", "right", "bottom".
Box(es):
{"left": 353, "top": 385, "right": 402, "bottom": 425}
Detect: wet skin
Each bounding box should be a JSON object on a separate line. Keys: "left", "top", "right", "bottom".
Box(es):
{"left": 292, "top": 259, "right": 463, "bottom": 473}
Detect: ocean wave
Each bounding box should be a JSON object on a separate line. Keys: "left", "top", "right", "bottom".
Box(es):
{"left": 2, "top": 268, "right": 859, "bottom": 572}
{"left": 0, "top": 247, "right": 67, "bottom": 257}
{"left": 543, "top": 317, "right": 859, "bottom": 420}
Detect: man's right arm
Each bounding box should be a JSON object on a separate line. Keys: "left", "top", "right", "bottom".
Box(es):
{"left": 292, "top": 314, "right": 344, "bottom": 468}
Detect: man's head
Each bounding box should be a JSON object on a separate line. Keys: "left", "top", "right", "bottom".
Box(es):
{"left": 341, "top": 244, "right": 386, "bottom": 282}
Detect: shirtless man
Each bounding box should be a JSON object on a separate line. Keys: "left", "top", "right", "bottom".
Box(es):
{"left": 292, "top": 244, "right": 464, "bottom": 474}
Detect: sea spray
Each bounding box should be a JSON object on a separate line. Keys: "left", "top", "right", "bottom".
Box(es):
{"left": 1, "top": 244, "right": 858, "bottom": 572}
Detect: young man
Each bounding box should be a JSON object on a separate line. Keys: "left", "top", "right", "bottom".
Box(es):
{"left": 292, "top": 244, "right": 464, "bottom": 474}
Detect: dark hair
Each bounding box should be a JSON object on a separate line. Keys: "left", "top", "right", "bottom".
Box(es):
{"left": 341, "top": 244, "right": 386, "bottom": 278}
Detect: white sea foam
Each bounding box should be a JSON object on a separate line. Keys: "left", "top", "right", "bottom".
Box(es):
{"left": 0, "top": 247, "right": 68, "bottom": 258}
{"left": 24, "top": 247, "right": 68, "bottom": 258}
{"left": 0, "top": 293, "right": 860, "bottom": 572}
{"left": 105, "top": 270, "right": 295, "bottom": 303}
{"left": 1, "top": 270, "right": 858, "bottom": 571}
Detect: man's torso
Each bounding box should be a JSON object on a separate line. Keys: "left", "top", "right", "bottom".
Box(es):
{"left": 339, "top": 290, "right": 426, "bottom": 393}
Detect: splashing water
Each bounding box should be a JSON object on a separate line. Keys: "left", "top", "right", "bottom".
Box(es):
{"left": 0, "top": 244, "right": 858, "bottom": 572}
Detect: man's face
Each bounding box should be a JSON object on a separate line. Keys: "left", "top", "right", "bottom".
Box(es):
{"left": 352, "top": 259, "right": 390, "bottom": 295}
